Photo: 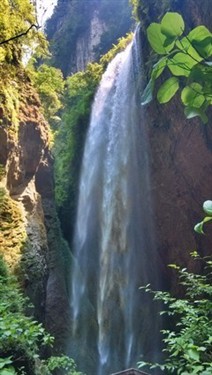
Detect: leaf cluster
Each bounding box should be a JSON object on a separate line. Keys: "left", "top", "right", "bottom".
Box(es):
{"left": 0, "top": 256, "right": 84, "bottom": 375}
{"left": 29, "top": 63, "right": 65, "bottom": 130}
{"left": 0, "top": 0, "right": 47, "bottom": 64}
{"left": 38, "top": 355, "right": 84, "bottom": 375}
{"left": 138, "top": 253, "right": 212, "bottom": 374}
{"left": 0, "top": 0, "right": 48, "bottom": 130}
{"left": 54, "top": 61, "right": 103, "bottom": 210}
{"left": 0, "top": 256, "right": 54, "bottom": 374}
{"left": 141, "top": 12, "right": 212, "bottom": 123}
{"left": 194, "top": 200, "right": 212, "bottom": 235}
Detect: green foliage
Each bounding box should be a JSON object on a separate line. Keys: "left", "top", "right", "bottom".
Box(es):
{"left": 0, "top": 256, "right": 54, "bottom": 374}
{"left": 0, "top": 365, "right": 17, "bottom": 375}
{"left": 141, "top": 12, "right": 212, "bottom": 123}
{"left": 130, "top": 0, "right": 140, "bottom": 21}
{"left": 157, "top": 77, "right": 179, "bottom": 103}
{"left": 194, "top": 200, "right": 212, "bottom": 234}
{"left": 0, "top": 0, "right": 35, "bottom": 61}
{"left": 99, "top": 33, "right": 133, "bottom": 67}
{"left": 0, "top": 188, "right": 27, "bottom": 270}
{"left": 54, "top": 61, "right": 103, "bottom": 209}
{"left": 29, "top": 63, "right": 65, "bottom": 129}
{"left": 0, "top": 0, "right": 47, "bottom": 64}
{"left": 39, "top": 355, "right": 84, "bottom": 375}
{"left": 0, "top": 0, "right": 48, "bottom": 129}
{"left": 138, "top": 253, "right": 212, "bottom": 374}
{"left": 0, "top": 256, "right": 83, "bottom": 375}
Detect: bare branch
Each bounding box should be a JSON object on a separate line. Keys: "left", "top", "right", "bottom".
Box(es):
{"left": 0, "top": 24, "right": 40, "bottom": 46}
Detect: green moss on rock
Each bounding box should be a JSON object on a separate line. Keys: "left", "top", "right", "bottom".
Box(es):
{"left": 0, "top": 188, "right": 27, "bottom": 271}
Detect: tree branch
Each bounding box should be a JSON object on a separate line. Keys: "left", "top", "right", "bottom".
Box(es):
{"left": 0, "top": 24, "right": 40, "bottom": 46}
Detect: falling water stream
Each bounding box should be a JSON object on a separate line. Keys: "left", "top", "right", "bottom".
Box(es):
{"left": 70, "top": 31, "right": 161, "bottom": 375}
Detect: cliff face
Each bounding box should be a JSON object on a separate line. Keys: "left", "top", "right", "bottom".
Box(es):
{"left": 46, "top": 0, "right": 133, "bottom": 76}
{"left": 143, "top": 97, "right": 212, "bottom": 290}
{"left": 75, "top": 10, "right": 107, "bottom": 72}
{"left": 0, "top": 71, "right": 71, "bottom": 349}
{"left": 137, "top": 0, "right": 212, "bottom": 289}
{"left": 0, "top": 74, "right": 49, "bottom": 318}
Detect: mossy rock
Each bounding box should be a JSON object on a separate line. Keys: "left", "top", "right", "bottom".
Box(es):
{"left": 0, "top": 188, "right": 27, "bottom": 271}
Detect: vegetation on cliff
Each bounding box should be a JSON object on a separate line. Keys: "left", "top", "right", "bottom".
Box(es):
{"left": 0, "top": 186, "right": 26, "bottom": 271}
{"left": 45, "top": 0, "right": 133, "bottom": 75}
{"left": 29, "top": 63, "right": 65, "bottom": 130}
{"left": 0, "top": 256, "right": 84, "bottom": 375}
{"left": 0, "top": 0, "right": 47, "bottom": 129}
{"left": 0, "top": 2, "right": 75, "bottom": 374}
{"left": 138, "top": 252, "right": 212, "bottom": 374}
{"left": 137, "top": 8, "right": 212, "bottom": 374}
{"left": 141, "top": 12, "right": 212, "bottom": 123}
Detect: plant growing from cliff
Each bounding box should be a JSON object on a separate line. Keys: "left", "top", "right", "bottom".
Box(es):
{"left": 0, "top": 0, "right": 48, "bottom": 129}
{"left": 29, "top": 63, "right": 65, "bottom": 129}
{"left": 0, "top": 256, "right": 84, "bottom": 375}
{"left": 54, "top": 61, "right": 103, "bottom": 210}
{"left": 141, "top": 12, "right": 212, "bottom": 123}
{"left": 194, "top": 200, "right": 212, "bottom": 235}
{"left": 0, "top": 0, "right": 47, "bottom": 63}
{"left": 138, "top": 252, "right": 212, "bottom": 374}
{"left": 0, "top": 256, "right": 54, "bottom": 374}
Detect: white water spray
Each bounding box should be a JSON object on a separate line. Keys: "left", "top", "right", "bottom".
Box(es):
{"left": 70, "top": 32, "right": 161, "bottom": 375}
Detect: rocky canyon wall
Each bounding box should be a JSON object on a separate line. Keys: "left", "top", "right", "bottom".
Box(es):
{"left": 0, "top": 71, "right": 71, "bottom": 351}
{"left": 45, "top": 0, "right": 133, "bottom": 76}
{"left": 137, "top": 0, "right": 212, "bottom": 290}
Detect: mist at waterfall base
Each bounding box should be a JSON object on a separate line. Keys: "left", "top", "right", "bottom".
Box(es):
{"left": 69, "top": 32, "right": 163, "bottom": 375}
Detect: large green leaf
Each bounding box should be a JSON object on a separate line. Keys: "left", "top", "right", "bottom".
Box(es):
{"left": 187, "top": 26, "right": 212, "bottom": 58}
{"left": 184, "top": 106, "right": 208, "bottom": 123}
{"left": 0, "top": 359, "right": 12, "bottom": 371}
{"left": 194, "top": 216, "right": 212, "bottom": 234}
{"left": 203, "top": 200, "right": 212, "bottom": 216}
{"left": 0, "top": 368, "right": 17, "bottom": 375}
{"left": 141, "top": 78, "right": 155, "bottom": 105}
{"left": 192, "top": 37, "right": 212, "bottom": 59}
{"left": 176, "top": 38, "right": 203, "bottom": 62}
{"left": 189, "top": 64, "right": 208, "bottom": 83}
{"left": 188, "top": 25, "right": 212, "bottom": 42}
{"left": 147, "top": 23, "right": 174, "bottom": 54}
{"left": 181, "top": 83, "right": 205, "bottom": 108}
{"left": 157, "top": 77, "right": 179, "bottom": 103}
{"left": 187, "top": 348, "right": 200, "bottom": 361}
{"left": 151, "top": 57, "right": 167, "bottom": 79}
{"left": 161, "top": 12, "right": 185, "bottom": 38}
{"left": 168, "top": 52, "right": 198, "bottom": 76}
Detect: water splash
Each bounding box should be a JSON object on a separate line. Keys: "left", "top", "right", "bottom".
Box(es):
{"left": 70, "top": 31, "right": 161, "bottom": 375}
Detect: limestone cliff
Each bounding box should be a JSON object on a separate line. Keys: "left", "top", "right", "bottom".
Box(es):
{"left": 0, "top": 70, "right": 70, "bottom": 349}
{"left": 46, "top": 0, "right": 133, "bottom": 75}
{"left": 0, "top": 73, "right": 49, "bottom": 316}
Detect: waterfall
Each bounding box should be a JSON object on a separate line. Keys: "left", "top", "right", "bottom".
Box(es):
{"left": 70, "top": 31, "right": 161, "bottom": 375}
